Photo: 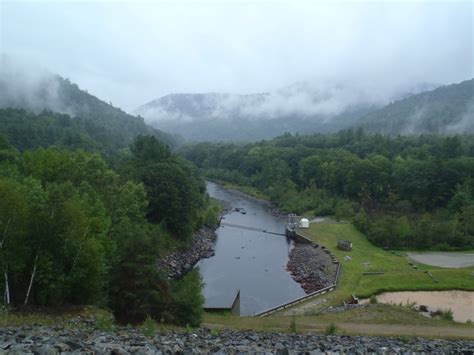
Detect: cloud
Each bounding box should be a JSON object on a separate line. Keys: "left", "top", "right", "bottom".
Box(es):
{"left": 1, "top": 0, "right": 472, "bottom": 112}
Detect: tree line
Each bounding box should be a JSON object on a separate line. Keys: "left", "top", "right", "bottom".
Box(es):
{"left": 182, "top": 129, "right": 474, "bottom": 250}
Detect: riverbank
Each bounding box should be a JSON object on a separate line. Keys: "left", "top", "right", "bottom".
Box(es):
{"left": 279, "top": 222, "right": 474, "bottom": 316}
{"left": 287, "top": 243, "right": 337, "bottom": 293}
{"left": 157, "top": 226, "right": 217, "bottom": 279}
{"left": 1, "top": 325, "right": 472, "bottom": 353}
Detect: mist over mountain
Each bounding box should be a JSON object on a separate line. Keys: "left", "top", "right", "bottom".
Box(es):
{"left": 0, "top": 63, "right": 178, "bottom": 149}
{"left": 360, "top": 79, "right": 474, "bottom": 135}
{"left": 135, "top": 82, "right": 440, "bottom": 142}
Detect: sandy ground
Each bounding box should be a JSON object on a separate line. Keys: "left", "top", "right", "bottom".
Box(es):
{"left": 407, "top": 252, "right": 474, "bottom": 268}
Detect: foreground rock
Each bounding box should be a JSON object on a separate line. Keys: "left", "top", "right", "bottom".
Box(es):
{"left": 0, "top": 326, "right": 472, "bottom": 354}
{"left": 157, "top": 227, "right": 216, "bottom": 279}
{"left": 287, "top": 243, "right": 337, "bottom": 293}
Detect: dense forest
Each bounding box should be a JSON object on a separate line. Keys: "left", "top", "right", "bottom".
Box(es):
{"left": 0, "top": 127, "right": 214, "bottom": 326}
{"left": 361, "top": 79, "right": 473, "bottom": 135}
{"left": 0, "top": 74, "right": 179, "bottom": 151}
{"left": 182, "top": 130, "right": 474, "bottom": 250}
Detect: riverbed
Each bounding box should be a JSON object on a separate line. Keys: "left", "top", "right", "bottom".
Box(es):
{"left": 197, "top": 182, "right": 305, "bottom": 316}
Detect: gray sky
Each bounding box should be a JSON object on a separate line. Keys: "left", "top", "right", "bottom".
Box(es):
{"left": 1, "top": 0, "right": 472, "bottom": 112}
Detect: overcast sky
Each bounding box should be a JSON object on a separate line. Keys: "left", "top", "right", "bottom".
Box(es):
{"left": 1, "top": 0, "right": 472, "bottom": 111}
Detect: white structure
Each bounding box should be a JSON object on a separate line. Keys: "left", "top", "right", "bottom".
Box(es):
{"left": 299, "top": 218, "right": 309, "bottom": 229}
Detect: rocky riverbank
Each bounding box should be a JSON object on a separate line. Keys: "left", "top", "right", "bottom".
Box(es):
{"left": 287, "top": 243, "right": 337, "bottom": 294}
{"left": 157, "top": 227, "right": 217, "bottom": 279}
{"left": 1, "top": 326, "right": 472, "bottom": 353}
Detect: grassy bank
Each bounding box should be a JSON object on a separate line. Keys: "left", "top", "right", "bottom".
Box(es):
{"left": 295, "top": 222, "right": 474, "bottom": 307}
{"left": 203, "top": 304, "right": 474, "bottom": 339}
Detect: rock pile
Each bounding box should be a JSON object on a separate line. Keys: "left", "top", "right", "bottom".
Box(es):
{"left": 0, "top": 326, "right": 472, "bottom": 353}
{"left": 287, "top": 243, "right": 337, "bottom": 293}
{"left": 157, "top": 227, "right": 216, "bottom": 279}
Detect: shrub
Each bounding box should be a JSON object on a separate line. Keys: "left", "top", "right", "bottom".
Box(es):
{"left": 439, "top": 309, "right": 454, "bottom": 321}
{"left": 369, "top": 295, "right": 378, "bottom": 304}
{"left": 96, "top": 313, "right": 115, "bottom": 332}
{"left": 325, "top": 323, "right": 338, "bottom": 335}
{"left": 142, "top": 315, "right": 158, "bottom": 337}
{"left": 289, "top": 317, "right": 297, "bottom": 333}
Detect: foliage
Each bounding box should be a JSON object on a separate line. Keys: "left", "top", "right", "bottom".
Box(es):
{"left": 165, "top": 269, "right": 205, "bottom": 327}
{"left": 124, "top": 135, "right": 206, "bottom": 240}
{"left": 182, "top": 131, "right": 474, "bottom": 249}
{"left": 369, "top": 295, "right": 378, "bottom": 304}
{"left": 142, "top": 315, "right": 159, "bottom": 337}
{"left": 0, "top": 135, "right": 207, "bottom": 326}
{"left": 325, "top": 323, "right": 338, "bottom": 335}
{"left": 360, "top": 79, "right": 474, "bottom": 135}
{"left": 289, "top": 316, "right": 297, "bottom": 333}
{"left": 439, "top": 309, "right": 454, "bottom": 321}
{"left": 95, "top": 313, "right": 116, "bottom": 332}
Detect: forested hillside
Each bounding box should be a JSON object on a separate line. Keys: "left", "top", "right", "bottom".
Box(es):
{"left": 0, "top": 73, "right": 178, "bottom": 151}
{"left": 182, "top": 130, "right": 474, "bottom": 250}
{"left": 359, "top": 79, "right": 474, "bottom": 135}
{"left": 0, "top": 73, "right": 213, "bottom": 325}
{"left": 0, "top": 133, "right": 211, "bottom": 325}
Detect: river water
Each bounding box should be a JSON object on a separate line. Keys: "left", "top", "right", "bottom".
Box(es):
{"left": 196, "top": 181, "right": 305, "bottom": 316}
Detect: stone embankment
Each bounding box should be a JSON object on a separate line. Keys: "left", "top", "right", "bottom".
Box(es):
{"left": 287, "top": 243, "right": 337, "bottom": 294}
{"left": 1, "top": 326, "right": 472, "bottom": 354}
{"left": 157, "top": 199, "right": 232, "bottom": 279}
{"left": 157, "top": 227, "right": 216, "bottom": 279}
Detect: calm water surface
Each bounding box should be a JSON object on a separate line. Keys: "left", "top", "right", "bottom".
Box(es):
{"left": 197, "top": 181, "right": 305, "bottom": 316}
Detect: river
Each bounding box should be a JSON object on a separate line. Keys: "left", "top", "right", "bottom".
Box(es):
{"left": 196, "top": 181, "right": 305, "bottom": 316}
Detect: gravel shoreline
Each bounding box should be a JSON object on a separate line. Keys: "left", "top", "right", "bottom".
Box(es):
{"left": 287, "top": 243, "right": 338, "bottom": 294}
{"left": 157, "top": 226, "right": 218, "bottom": 279}
{"left": 1, "top": 326, "right": 472, "bottom": 354}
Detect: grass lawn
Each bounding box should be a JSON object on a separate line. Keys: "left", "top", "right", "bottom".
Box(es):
{"left": 295, "top": 222, "right": 474, "bottom": 306}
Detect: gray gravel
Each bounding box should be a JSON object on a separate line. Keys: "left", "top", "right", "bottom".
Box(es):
{"left": 287, "top": 244, "right": 337, "bottom": 293}
{"left": 1, "top": 326, "right": 472, "bottom": 354}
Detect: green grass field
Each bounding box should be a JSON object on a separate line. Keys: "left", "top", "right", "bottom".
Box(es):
{"left": 296, "top": 222, "right": 474, "bottom": 306}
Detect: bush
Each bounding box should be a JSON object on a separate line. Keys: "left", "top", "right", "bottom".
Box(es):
{"left": 166, "top": 269, "right": 204, "bottom": 327}
{"left": 96, "top": 313, "right": 116, "bottom": 332}
{"left": 289, "top": 317, "right": 297, "bottom": 333}
{"left": 369, "top": 295, "right": 378, "bottom": 304}
{"left": 439, "top": 309, "right": 454, "bottom": 321}
{"left": 142, "top": 315, "right": 158, "bottom": 337}
{"left": 325, "top": 323, "right": 338, "bottom": 335}
{"left": 335, "top": 200, "right": 354, "bottom": 221}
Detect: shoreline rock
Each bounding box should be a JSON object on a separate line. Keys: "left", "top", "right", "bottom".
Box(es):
{"left": 157, "top": 226, "right": 217, "bottom": 279}
{"left": 0, "top": 326, "right": 472, "bottom": 353}
{"left": 287, "top": 243, "right": 337, "bottom": 294}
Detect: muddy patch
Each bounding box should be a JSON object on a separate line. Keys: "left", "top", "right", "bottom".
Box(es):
{"left": 363, "top": 290, "right": 474, "bottom": 323}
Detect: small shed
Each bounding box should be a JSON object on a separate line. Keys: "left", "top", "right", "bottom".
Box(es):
{"left": 299, "top": 218, "right": 309, "bottom": 229}
{"left": 337, "top": 240, "right": 352, "bottom": 251}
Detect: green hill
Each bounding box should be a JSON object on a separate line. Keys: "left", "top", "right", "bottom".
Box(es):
{"left": 359, "top": 79, "right": 473, "bottom": 135}
{"left": 0, "top": 74, "right": 178, "bottom": 153}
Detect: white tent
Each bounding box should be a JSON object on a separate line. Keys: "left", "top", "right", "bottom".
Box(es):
{"left": 299, "top": 218, "right": 309, "bottom": 228}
